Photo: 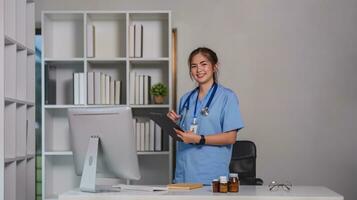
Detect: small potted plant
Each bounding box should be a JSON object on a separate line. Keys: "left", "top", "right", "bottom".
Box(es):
{"left": 150, "top": 83, "right": 168, "bottom": 104}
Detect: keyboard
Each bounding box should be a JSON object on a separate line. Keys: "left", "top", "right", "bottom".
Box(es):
{"left": 112, "top": 184, "right": 168, "bottom": 192}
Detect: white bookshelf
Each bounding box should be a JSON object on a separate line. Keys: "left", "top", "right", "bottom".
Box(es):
{"left": 0, "top": 0, "right": 36, "bottom": 200}
{"left": 42, "top": 10, "right": 172, "bottom": 199}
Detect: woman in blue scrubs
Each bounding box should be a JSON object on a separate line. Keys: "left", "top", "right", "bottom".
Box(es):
{"left": 167, "top": 47, "right": 244, "bottom": 185}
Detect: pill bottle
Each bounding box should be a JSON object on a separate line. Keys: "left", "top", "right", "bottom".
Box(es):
{"left": 228, "top": 173, "right": 239, "bottom": 192}
{"left": 211, "top": 179, "right": 219, "bottom": 192}
{"left": 219, "top": 176, "right": 228, "bottom": 193}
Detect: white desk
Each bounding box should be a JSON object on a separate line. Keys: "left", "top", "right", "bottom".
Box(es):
{"left": 59, "top": 185, "right": 343, "bottom": 200}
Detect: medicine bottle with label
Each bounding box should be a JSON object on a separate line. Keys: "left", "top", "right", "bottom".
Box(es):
{"left": 228, "top": 173, "right": 239, "bottom": 192}
{"left": 211, "top": 179, "right": 219, "bottom": 193}
{"left": 219, "top": 176, "right": 228, "bottom": 193}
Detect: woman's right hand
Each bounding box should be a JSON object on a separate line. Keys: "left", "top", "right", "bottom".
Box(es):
{"left": 167, "top": 110, "right": 180, "bottom": 123}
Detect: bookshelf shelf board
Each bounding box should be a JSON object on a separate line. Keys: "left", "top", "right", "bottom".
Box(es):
{"left": 137, "top": 151, "right": 170, "bottom": 155}
{"left": 129, "top": 57, "right": 169, "bottom": 63}
{"left": 131, "top": 104, "right": 170, "bottom": 108}
{"left": 27, "top": 48, "right": 35, "bottom": 55}
{"left": 87, "top": 58, "right": 126, "bottom": 63}
{"left": 44, "top": 151, "right": 73, "bottom": 156}
{"left": 45, "top": 58, "right": 84, "bottom": 62}
{"left": 5, "top": 97, "right": 35, "bottom": 106}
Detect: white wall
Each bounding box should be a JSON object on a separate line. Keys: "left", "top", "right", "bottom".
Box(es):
{"left": 35, "top": 0, "right": 357, "bottom": 199}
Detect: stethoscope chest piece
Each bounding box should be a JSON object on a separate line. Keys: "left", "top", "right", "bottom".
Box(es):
{"left": 200, "top": 107, "right": 209, "bottom": 116}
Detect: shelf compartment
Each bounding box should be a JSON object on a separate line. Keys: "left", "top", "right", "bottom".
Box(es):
{"left": 5, "top": 102, "right": 16, "bottom": 159}
{"left": 16, "top": 104, "right": 27, "bottom": 157}
{"left": 16, "top": 49, "right": 27, "bottom": 101}
{"left": 27, "top": 106, "right": 36, "bottom": 155}
{"left": 26, "top": 157, "right": 36, "bottom": 200}
{"left": 26, "top": 1, "right": 35, "bottom": 49}
{"left": 44, "top": 156, "right": 80, "bottom": 199}
{"left": 44, "top": 109, "right": 71, "bottom": 152}
{"left": 27, "top": 54, "right": 35, "bottom": 102}
{"left": 132, "top": 108, "right": 170, "bottom": 152}
{"left": 43, "top": 13, "right": 84, "bottom": 59}
{"left": 44, "top": 61, "right": 84, "bottom": 105}
{"left": 16, "top": 0, "right": 27, "bottom": 45}
{"left": 5, "top": 162, "right": 17, "bottom": 200}
{"left": 86, "top": 13, "right": 126, "bottom": 58}
{"left": 4, "top": 0, "right": 16, "bottom": 38}
{"left": 130, "top": 60, "right": 169, "bottom": 105}
{"left": 87, "top": 60, "right": 127, "bottom": 105}
{"left": 131, "top": 156, "right": 169, "bottom": 185}
{"left": 129, "top": 12, "right": 169, "bottom": 58}
{"left": 5, "top": 44, "right": 17, "bottom": 98}
{"left": 16, "top": 159, "right": 27, "bottom": 200}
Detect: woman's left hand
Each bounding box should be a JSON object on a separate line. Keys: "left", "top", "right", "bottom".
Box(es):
{"left": 174, "top": 128, "right": 200, "bottom": 144}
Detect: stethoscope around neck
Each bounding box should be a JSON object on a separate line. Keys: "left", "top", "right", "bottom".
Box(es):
{"left": 179, "top": 82, "right": 218, "bottom": 119}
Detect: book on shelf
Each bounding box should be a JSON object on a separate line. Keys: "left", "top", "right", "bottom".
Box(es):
{"left": 144, "top": 75, "right": 151, "bottom": 105}
{"left": 130, "top": 72, "right": 136, "bottom": 105}
{"left": 79, "top": 73, "right": 85, "bottom": 105}
{"left": 155, "top": 123, "right": 162, "bottom": 151}
{"left": 110, "top": 79, "right": 115, "bottom": 105}
{"left": 135, "top": 75, "right": 140, "bottom": 105}
{"left": 45, "top": 64, "right": 56, "bottom": 104}
{"left": 94, "top": 72, "right": 101, "bottom": 104}
{"left": 86, "top": 24, "right": 95, "bottom": 58}
{"left": 129, "top": 24, "right": 135, "bottom": 58}
{"left": 135, "top": 118, "right": 141, "bottom": 151}
{"left": 105, "top": 75, "right": 110, "bottom": 105}
{"left": 134, "top": 24, "right": 143, "bottom": 58}
{"left": 149, "top": 120, "right": 155, "bottom": 151}
{"left": 73, "top": 73, "right": 79, "bottom": 105}
{"left": 144, "top": 120, "right": 150, "bottom": 151}
{"left": 138, "top": 75, "right": 144, "bottom": 105}
{"left": 140, "top": 119, "right": 145, "bottom": 151}
{"left": 115, "top": 80, "right": 121, "bottom": 104}
{"left": 87, "top": 72, "right": 94, "bottom": 104}
{"left": 100, "top": 73, "right": 105, "bottom": 104}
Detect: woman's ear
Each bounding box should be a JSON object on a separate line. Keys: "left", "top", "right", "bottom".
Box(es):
{"left": 213, "top": 64, "right": 218, "bottom": 72}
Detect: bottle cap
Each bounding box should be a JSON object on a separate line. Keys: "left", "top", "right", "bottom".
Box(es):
{"left": 219, "top": 176, "right": 227, "bottom": 183}
{"left": 229, "top": 173, "right": 238, "bottom": 178}
{"left": 212, "top": 179, "right": 219, "bottom": 182}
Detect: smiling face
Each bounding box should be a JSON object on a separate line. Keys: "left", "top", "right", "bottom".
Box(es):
{"left": 190, "top": 53, "right": 217, "bottom": 85}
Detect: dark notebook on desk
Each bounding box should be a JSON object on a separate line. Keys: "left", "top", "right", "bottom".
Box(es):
{"left": 148, "top": 112, "right": 183, "bottom": 142}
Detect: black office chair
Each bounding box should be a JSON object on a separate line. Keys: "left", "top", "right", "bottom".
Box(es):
{"left": 229, "top": 140, "right": 263, "bottom": 185}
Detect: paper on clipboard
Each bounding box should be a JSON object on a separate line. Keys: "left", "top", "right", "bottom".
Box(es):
{"left": 148, "top": 112, "right": 183, "bottom": 142}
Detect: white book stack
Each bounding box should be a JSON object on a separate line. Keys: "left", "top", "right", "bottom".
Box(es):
{"left": 86, "top": 72, "right": 122, "bottom": 105}
{"left": 133, "top": 74, "right": 151, "bottom": 105}
{"left": 134, "top": 118, "right": 162, "bottom": 152}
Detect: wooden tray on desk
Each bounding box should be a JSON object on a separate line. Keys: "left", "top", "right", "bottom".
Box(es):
{"left": 167, "top": 183, "right": 203, "bottom": 190}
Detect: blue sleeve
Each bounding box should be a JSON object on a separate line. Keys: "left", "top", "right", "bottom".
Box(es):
{"left": 221, "top": 92, "right": 244, "bottom": 132}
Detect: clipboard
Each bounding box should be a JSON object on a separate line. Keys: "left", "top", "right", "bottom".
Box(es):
{"left": 148, "top": 112, "right": 183, "bottom": 142}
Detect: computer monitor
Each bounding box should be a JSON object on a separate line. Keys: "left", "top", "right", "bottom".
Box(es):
{"left": 68, "top": 107, "right": 141, "bottom": 192}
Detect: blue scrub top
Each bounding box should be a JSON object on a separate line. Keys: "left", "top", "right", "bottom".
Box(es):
{"left": 175, "top": 84, "right": 244, "bottom": 185}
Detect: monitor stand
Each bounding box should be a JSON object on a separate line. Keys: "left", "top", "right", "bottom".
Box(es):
{"left": 79, "top": 136, "right": 120, "bottom": 193}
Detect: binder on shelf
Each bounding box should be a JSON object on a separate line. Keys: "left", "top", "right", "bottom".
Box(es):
{"left": 45, "top": 64, "right": 56, "bottom": 104}
{"left": 94, "top": 72, "right": 101, "bottom": 104}
{"left": 144, "top": 75, "right": 151, "bottom": 105}
{"left": 149, "top": 120, "right": 155, "bottom": 151}
{"left": 73, "top": 73, "right": 79, "bottom": 105}
{"left": 129, "top": 25, "right": 135, "bottom": 58}
{"left": 134, "top": 24, "right": 143, "bottom": 58}
{"left": 87, "top": 72, "right": 94, "bottom": 105}
{"left": 115, "top": 80, "right": 121, "bottom": 105}
{"left": 130, "top": 72, "right": 136, "bottom": 105}
{"left": 79, "top": 73, "right": 85, "bottom": 105}
{"left": 138, "top": 75, "right": 144, "bottom": 105}
{"left": 110, "top": 79, "right": 115, "bottom": 105}
{"left": 86, "top": 24, "right": 95, "bottom": 58}
{"left": 100, "top": 73, "right": 105, "bottom": 104}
